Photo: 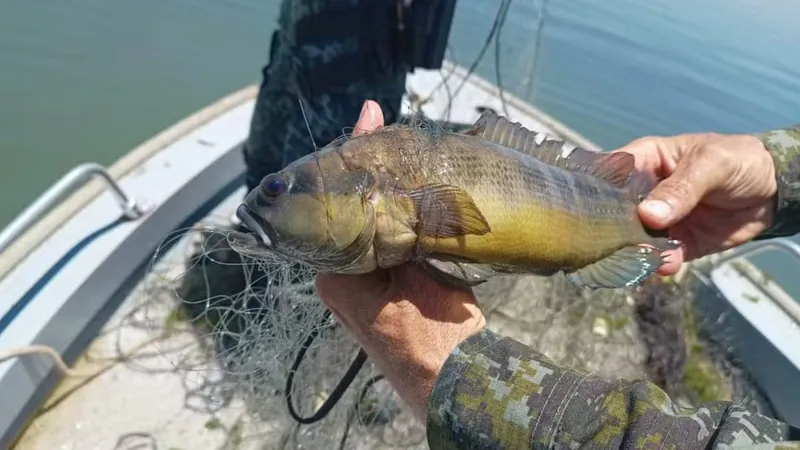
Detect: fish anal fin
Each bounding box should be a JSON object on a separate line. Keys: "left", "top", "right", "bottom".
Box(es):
{"left": 405, "top": 184, "right": 491, "bottom": 238}
{"left": 565, "top": 245, "right": 663, "bottom": 289}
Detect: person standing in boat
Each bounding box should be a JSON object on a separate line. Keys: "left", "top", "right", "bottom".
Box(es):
{"left": 316, "top": 100, "right": 800, "bottom": 449}
{"left": 240, "top": 0, "right": 455, "bottom": 195}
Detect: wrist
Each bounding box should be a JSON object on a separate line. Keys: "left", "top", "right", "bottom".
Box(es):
{"left": 754, "top": 126, "right": 800, "bottom": 239}
{"left": 364, "top": 310, "right": 487, "bottom": 420}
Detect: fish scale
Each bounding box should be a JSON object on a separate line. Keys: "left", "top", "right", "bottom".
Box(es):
{"left": 410, "top": 140, "right": 642, "bottom": 266}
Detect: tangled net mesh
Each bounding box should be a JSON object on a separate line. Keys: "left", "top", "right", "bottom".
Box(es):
{"left": 138, "top": 216, "right": 426, "bottom": 449}
{"left": 132, "top": 210, "right": 777, "bottom": 449}
{"left": 137, "top": 219, "right": 652, "bottom": 449}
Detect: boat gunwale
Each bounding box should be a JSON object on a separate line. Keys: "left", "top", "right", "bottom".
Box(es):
{"left": 0, "top": 89, "right": 257, "bottom": 450}
{"left": 0, "top": 85, "right": 259, "bottom": 281}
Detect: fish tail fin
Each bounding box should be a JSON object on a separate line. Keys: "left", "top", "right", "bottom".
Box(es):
{"left": 565, "top": 244, "right": 668, "bottom": 289}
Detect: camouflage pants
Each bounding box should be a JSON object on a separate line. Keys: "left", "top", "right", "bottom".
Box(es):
{"left": 242, "top": 0, "right": 408, "bottom": 191}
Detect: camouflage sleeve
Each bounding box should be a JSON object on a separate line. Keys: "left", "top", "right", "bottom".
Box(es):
{"left": 427, "top": 329, "right": 800, "bottom": 449}
{"left": 753, "top": 125, "right": 800, "bottom": 240}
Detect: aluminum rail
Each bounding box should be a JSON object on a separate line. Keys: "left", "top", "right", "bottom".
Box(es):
{"left": 709, "top": 238, "right": 800, "bottom": 325}
{"left": 0, "top": 163, "right": 146, "bottom": 255}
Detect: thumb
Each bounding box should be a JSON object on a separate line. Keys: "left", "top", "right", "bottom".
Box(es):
{"left": 353, "top": 100, "right": 384, "bottom": 137}
{"left": 638, "top": 150, "right": 719, "bottom": 229}
{"left": 315, "top": 270, "right": 389, "bottom": 308}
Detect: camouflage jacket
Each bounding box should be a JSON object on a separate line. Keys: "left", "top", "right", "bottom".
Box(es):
{"left": 755, "top": 124, "right": 800, "bottom": 240}
{"left": 427, "top": 329, "right": 800, "bottom": 450}
{"left": 426, "top": 125, "right": 800, "bottom": 449}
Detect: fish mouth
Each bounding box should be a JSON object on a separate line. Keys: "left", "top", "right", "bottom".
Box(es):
{"left": 236, "top": 204, "right": 277, "bottom": 248}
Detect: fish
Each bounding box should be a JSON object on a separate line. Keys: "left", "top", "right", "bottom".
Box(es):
{"left": 234, "top": 111, "right": 679, "bottom": 290}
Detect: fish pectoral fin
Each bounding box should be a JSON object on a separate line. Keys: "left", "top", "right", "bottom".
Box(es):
{"left": 565, "top": 245, "right": 663, "bottom": 289}
{"left": 420, "top": 258, "right": 496, "bottom": 287}
{"left": 405, "top": 184, "right": 491, "bottom": 238}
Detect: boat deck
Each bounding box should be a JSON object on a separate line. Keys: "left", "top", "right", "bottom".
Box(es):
{"left": 15, "top": 192, "right": 258, "bottom": 450}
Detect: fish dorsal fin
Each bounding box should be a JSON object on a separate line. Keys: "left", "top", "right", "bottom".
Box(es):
{"left": 465, "top": 111, "right": 650, "bottom": 193}
{"left": 464, "top": 111, "right": 607, "bottom": 172}
{"left": 579, "top": 152, "right": 664, "bottom": 206}
{"left": 574, "top": 152, "right": 635, "bottom": 189}
{"left": 464, "top": 110, "right": 574, "bottom": 166}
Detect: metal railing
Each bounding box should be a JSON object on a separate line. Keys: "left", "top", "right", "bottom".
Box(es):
{"left": 0, "top": 163, "right": 146, "bottom": 255}
{"left": 707, "top": 238, "right": 800, "bottom": 326}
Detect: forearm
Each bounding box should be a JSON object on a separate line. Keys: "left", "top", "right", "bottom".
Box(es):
{"left": 754, "top": 124, "right": 800, "bottom": 240}
{"left": 427, "top": 329, "right": 798, "bottom": 449}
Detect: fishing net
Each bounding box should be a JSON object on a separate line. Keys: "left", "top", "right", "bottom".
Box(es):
{"left": 135, "top": 208, "right": 650, "bottom": 450}
{"left": 136, "top": 214, "right": 426, "bottom": 449}
{"left": 130, "top": 208, "right": 779, "bottom": 449}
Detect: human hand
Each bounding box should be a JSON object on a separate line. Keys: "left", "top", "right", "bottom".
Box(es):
{"left": 315, "top": 100, "right": 487, "bottom": 420}
{"left": 614, "top": 132, "right": 777, "bottom": 275}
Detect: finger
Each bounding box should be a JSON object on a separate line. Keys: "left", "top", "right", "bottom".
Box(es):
{"left": 353, "top": 100, "right": 385, "bottom": 137}
{"left": 315, "top": 271, "right": 389, "bottom": 310}
{"left": 611, "top": 137, "right": 665, "bottom": 175}
{"left": 656, "top": 247, "right": 684, "bottom": 276}
{"left": 638, "top": 148, "right": 725, "bottom": 229}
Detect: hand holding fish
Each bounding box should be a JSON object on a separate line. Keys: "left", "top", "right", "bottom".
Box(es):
{"left": 614, "top": 132, "right": 777, "bottom": 275}
{"left": 309, "top": 102, "right": 778, "bottom": 427}
{"left": 315, "top": 100, "right": 487, "bottom": 420}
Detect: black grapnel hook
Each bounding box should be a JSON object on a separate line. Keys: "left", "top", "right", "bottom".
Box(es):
{"left": 285, "top": 309, "right": 385, "bottom": 425}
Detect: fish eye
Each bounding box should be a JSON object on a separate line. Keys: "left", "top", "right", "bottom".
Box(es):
{"left": 261, "top": 175, "right": 287, "bottom": 198}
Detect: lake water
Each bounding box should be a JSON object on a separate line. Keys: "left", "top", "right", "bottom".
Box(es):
{"left": 1, "top": 0, "right": 799, "bottom": 295}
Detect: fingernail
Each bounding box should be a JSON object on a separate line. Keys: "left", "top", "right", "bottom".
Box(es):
{"left": 641, "top": 199, "right": 672, "bottom": 220}
{"left": 358, "top": 101, "right": 369, "bottom": 120}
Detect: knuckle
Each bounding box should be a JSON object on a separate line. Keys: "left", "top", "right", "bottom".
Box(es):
{"left": 663, "top": 178, "right": 696, "bottom": 201}
{"left": 700, "top": 131, "right": 723, "bottom": 141}
{"left": 700, "top": 140, "right": 738, "bottom": 175}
